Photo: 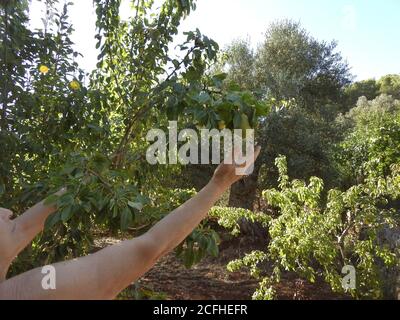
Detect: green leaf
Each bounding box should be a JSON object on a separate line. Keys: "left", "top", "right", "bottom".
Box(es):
{"left": 255, "top": 101, "right": 270, "bottom": 117}
{"left": 61, "top": 206, "right": 74, "bottom": 222}
{"left": 233, "top": 112, "right": 242, "bottom": 129}
{"left": 60, "top": 165, "right": 75, "bottom": 175}
{"left": 172, "top": 59, "right": 180, "bottom": 69}
{"left": 212, "top": 73, "right": 227, "bottom": 88}
{"left": 59, "top": 194, "right": 74, "bottom": 207}
{"left": 207, "top": 238, "right": 219, "bottom": 257}
{"left": 112, "top": 206, "right": 119, "bottom": 218}
{"left": 45, "top": 212, "right": 61, "bottom": 230}
{"left": 44, "top": 194, "right": 59, "bottom": 206}
{"left": 183, "top": 246, "right": 195, "bottom": 268}
{"left": 120, "top": 207, "right": 133, "bottom": 231}
{"left": 227, "top": 92, "right": 240, "bottom": 103}
{"left": 128, "top": 201, "right": 143, "bottom": 211}
{"left": 193, "top": 109, "right": 208, "bottom": 124}
{"left": 196, "top": 92, "right": 211, "bottom": 104}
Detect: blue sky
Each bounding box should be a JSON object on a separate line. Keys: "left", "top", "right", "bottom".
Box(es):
{"left": 30, "top": 0, "right": 400, "bottom": 80}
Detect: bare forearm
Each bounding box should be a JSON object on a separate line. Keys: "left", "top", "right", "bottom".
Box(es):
{"left": 0, "top": 180, "right": 229, "bottom": 300}
{"left": 16, "top": 201, "right": 55, "bottom": 235}
{"left": 10, "top": 200, "right": 56, "bottom": 257}
{"left": 0, "top": 147, "right": 260, "bottom": 300}
{"left": 14, "top": 189, "right": 65, "bottom": 250}
{"left": 145, "top": 179, "right": 228, "bottom": 258}
{"left": 0, "top": 237, "right": 152, "bottom": 300}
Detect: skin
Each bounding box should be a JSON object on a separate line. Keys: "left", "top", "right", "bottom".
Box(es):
{"left": 0, "top": 188, "right": 66, "bottom": 281}
{"left": 0, "top": 146, "right": 260, "bottom": 300}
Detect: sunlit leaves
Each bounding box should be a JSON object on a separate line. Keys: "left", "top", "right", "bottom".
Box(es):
{"left": 209, "top": 206, "right": 270, "bottom": 236}
{"left": 214, "top": 154, "right": 400, "bottom": 299}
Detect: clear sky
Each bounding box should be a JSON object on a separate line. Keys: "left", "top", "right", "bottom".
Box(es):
{"left": 29, "top": 0, "right": 400, "bottom": 81}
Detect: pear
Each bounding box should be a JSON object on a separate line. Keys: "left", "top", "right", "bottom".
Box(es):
{"left": 240, "top": 114, "right": 252, "bottom": 138}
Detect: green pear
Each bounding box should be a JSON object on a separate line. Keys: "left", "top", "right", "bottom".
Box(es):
{"left": 240, "top": 114, "right": 252, "bottom": 138}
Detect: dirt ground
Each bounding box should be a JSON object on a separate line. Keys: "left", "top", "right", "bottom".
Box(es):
{"left": 95, "top": 235, "right": 350, "bottom": 300}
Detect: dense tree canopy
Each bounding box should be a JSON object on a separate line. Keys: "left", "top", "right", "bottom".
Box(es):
{"left": 0, "top": 0, "right": 267, "bottom": 273}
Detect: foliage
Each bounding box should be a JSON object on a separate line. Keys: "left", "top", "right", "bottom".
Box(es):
{"left": 222, "top": 38, "right": 257, "bottom": 93}
{"left": 221, "top": 20, "right": 352, "bottom": 110}
{"left": 1, "top": 0, "right": 268, "bottom": 273}
{"left": 145, "top": 187, "right": 221, "bottom": 268}
{"left": 0, "top": 0, "right": 89, "bottom": 206}
{"left": 118, "top": 282, "right": 168, "bottom": 300}
{"left": 378, "top": 74, "right": 400, "bottom": 99}
{"left": 254, "top": 20, "right": 352, "bottom": 109}
{"left": 214, "top": 155, "right": 400, "bottom": 299}
{"left": 217, "top": 95, "right": 400, "bottom": 299}
{"left": 1, "top": 0, "right": 400, "bottom": 301}
{"left": 342, "top": 74, "right": 400, "bottom": 112}
{"left": 209, "top": 206, "right": 270, "bottom": 236}
{"left": 221, "top": 20, "right": 351, "bottom": 211}
{"left": 257, "top": 106, "right": 341, "bottom": 191}
{"left": 343, "top": 79, "right": 381, "bottom": 110}
{"left": 336, "top": 94, "right": 400, "bottom": 186}
{"left": 175, "top": 226, "right": 220, "bottom": 268}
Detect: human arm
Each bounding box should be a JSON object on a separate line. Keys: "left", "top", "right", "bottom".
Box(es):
{"left": 0, "top": 147, "right": 260, "bottom": 299}
{"left": 11, "top": 188, "right": 67, "bottom": 258}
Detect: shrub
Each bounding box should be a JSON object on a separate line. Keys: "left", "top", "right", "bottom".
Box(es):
{"left": 213, "top": 156, "right": 400, "bottom": 299}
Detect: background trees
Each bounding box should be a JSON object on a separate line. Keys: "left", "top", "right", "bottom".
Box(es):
{"left": 254, "top": 20, "right": 351, "bottom": 110}
{"left": 213, "top": 94, "right": 400, "bottom": 299}
{"left": 212, "top": 21, "right": 400, "bottom": 299}
{"left": 379, "top": 74, "right": 400, "bottom": 99}
{"left": 224, "top": 20, "right": 351, "bottom": 212}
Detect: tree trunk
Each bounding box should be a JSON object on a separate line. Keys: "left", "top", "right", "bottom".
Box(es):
{"left": 228, "top": 162, "right": 266, "bottom": 238}
{"left": 228, "top": 172, "right": 259, "bottom": 210}
{"left": 377, "top": 225, "right": 400, "bottom": 299}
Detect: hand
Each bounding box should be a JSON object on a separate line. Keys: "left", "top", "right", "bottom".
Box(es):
{"left": 211, "top": 145, "right": 261, "bottom": 190}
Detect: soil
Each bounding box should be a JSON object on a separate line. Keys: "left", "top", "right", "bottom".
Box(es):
{"left": 95, "top": 235, "right": 350, "bottom": 300}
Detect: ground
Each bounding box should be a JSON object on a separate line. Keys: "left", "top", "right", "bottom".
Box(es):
{"left": 95, "top": 234, "right": 349, "bottom": 300}
{"left": 139, "top": 238, "right": 349, "bottom": 300}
